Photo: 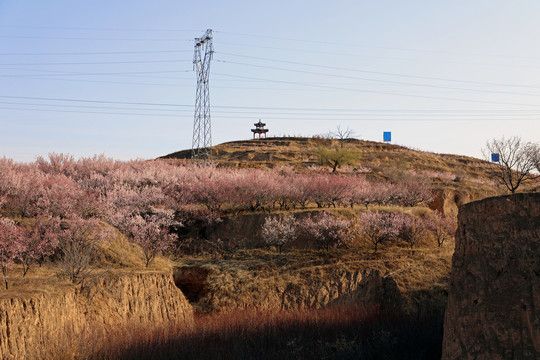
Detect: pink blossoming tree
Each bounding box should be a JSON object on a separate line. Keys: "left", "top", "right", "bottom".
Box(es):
{"left": 357, "top": 212, "right": 401, "bottom": 252}
{"left": 261, "top": 215, "right": 297, "bottom": 253}
{"left": 301, "top": 212, "right": 351, "bottom": 251}
{"left": 426, "top": 211, "right": 457, "bottom": 247}
{"left": 130, "top": 212, "right": 178, "bottom": 267}
{"left": 19, "top": 218, "right": 60, "bottom": 276}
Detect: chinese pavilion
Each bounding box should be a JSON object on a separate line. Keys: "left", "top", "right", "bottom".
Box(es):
{"left": 251, "top": 119, "right": 269, "bottom": 139}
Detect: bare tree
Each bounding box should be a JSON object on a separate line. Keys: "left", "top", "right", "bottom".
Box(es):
{"left": 57, "top": 218, "right": 112, "bottom": 283}
{"left": 330, "top": 125, "right": 355, "bottom": 148}
{"left": 482, "top": 136, "right": 538, "bottom": 193}
{"left": 529, "top": 143, "right": 540, "bottom": 174}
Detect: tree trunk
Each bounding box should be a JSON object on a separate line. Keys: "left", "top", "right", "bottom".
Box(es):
{"left": 3, "top": 266, "right": 8, "bottom": 290}
{"left": 22, "top": 262, "right": 29, "bottom": 277}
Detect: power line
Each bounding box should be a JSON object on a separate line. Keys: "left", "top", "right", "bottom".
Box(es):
{"left": 0, "top": 50, "right": 192, "bottom": 56}
{"left": 3, "top": 94, "right": 540, "bottom": 113}
{"left": 215, "top": 30, "right": 540, "bottom": 60}
{"left": 0, "top": 25, "right": 200, "bottom": 32}
{"left": 0, "top": 35, "right": 193, "bottom": 41}
{"left": 0, "top": 75, "right": 191, "bottom": 87}
{"left": 219, "top": 41, "right": 540, "bottom": 70}
{"left": 3, "top": 100, "right": 540, "bottom": 117}
{"left": 212, "top": 72, "right": 540, "bottom": 108}
{"left": 0, "top": 106, "right": 181, "bottom": 117}
{"left": 217, "top": 52, "right": 540, "bottom": 90}
{"left": 215, "top": 59, "right": 540, "bottom": 98}
{"left": 0, "top": 101, "right": 189, "bottom": 112}
{"left": 2, "top": 106, "right": 538, "bottom": 122}
{"left": 10, "top": 71, "right": 539, "bottom": 93}
{"left": 0, "top": 59, "right": 191, "bottom": 66}
{"left": 0, "top": 68, "right": 192, "bottom": 77}
{"left": 1, "top": 26, "right": 535, "bottom": 61}
{"left": 0, "top": 95, "right": 191, "bottom": 107}
{"left": 4, "top": 70, "right": 540, "bottom": 95}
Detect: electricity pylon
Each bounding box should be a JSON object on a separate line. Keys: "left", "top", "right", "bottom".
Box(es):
{"left": 192, "top": 29, "right": 213, "bottom": 160}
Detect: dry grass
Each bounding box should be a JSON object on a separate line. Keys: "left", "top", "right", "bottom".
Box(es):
{"left": 43, "top": 305, "right": 444, "bottom": 360}
{"left": 1, "top": 223, "right": 172, "bottom": 299}
{"left": 163, "top": 136, "right": 503, "bottom": 184}
{"left": 174, "top": 237, "right": 453, "bottom": 314}
{"left": 0, "top": 263, "right": 73, "bottom": 299}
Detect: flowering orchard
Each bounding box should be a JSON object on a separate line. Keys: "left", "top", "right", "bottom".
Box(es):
{"left": 0, "top": 153, "right": 443, "bottom": 278}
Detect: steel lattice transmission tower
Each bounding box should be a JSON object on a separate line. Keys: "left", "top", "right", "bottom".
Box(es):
{"left": 192, "top": 29, "right": 214, "bottom": 160}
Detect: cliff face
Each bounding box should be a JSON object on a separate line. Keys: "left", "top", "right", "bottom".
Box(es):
{"left": 442, "top": 193, "right": 540, "bottom": 360}
{"left": 281, "top": 269, "right": 403, "bottom": 310}
{"left": 174, "top": 266, "right": 403, "bottom": 313}
{"left": 0, "top": 272, "right": 193, "bottom": 359}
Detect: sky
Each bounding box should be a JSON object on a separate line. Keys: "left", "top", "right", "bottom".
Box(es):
{"left": 0, "top": 0, "right": 539, "bottom": 162}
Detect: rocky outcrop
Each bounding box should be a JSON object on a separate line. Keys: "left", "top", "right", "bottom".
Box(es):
{"left": 174, "top": 266, "right": 403, "bottom": 312}
{"left": 442, "top": 193, "right": 540, "bottom": 360}
{"left": 281, "top": 269, "right": 403, "bottom": 310}
{"left": 429, "top": 189, "right": 473, "bottom": 218}
{"left": 0, "top": 272, "right": 193, "bottom": 359}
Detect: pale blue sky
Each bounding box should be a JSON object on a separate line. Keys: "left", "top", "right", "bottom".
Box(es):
{"left": 0, "top": 1, "right": 539, "bottom": 162}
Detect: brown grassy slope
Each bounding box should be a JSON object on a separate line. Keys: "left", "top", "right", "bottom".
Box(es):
{"left": 162, "top": 136, "right": 494, "bottom": 178}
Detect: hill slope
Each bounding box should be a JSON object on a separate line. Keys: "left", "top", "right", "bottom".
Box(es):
{"left": 162, "top": 136, "right": 508, "bottom": 216}
{"left": 163, "top": 137, "right": 488, "bottom": 174}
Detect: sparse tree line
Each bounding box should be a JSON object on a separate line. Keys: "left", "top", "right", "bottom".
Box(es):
{"left": 262, "top": 210, "right": 456, "bottom": 254}
{"left": 0, "top": 153, "right": 437, "bottom": 288}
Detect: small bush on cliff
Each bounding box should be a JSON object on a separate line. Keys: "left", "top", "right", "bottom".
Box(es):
{"left": 261, "top": 215, "right": 297, "bottom": 253}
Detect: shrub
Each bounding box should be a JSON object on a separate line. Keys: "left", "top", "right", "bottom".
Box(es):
{"left": 357, "top": 212, "right": 401, "bottom": 252}
{"left": 261, "top": 215, "right": 297, "bottom": 253}
{"left": 301, "top": 212, "right": 351, "bottom": 251}
{"left": 57, "top": 217, "right": 111, "bottom": 283}
{"left": 425, "top": 211, "right": 457, "bottom": 247}
{"left": 129, "top": 211, "right": 178, "bottom": 267}
{"left": 18, "top": 217, "right": 59, "bottom": 276}
{"left": 395, "top": 214, "right": 426, "bottom": 251}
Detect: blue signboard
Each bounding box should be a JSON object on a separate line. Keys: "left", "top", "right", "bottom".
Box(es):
{"left": 383, "top": 132, "right": 391, "bottom": 142}
{"left": 491, "top": 153, "right": 500, "bottom": 162}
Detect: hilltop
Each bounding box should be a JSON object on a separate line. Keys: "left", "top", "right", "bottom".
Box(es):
{"left": 163, "top": 137, "right": 489, "bottom": 175}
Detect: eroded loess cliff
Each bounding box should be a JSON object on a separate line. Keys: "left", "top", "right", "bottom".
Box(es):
{"left": 174, "top": 266, "right": 403, "bottom": 312}
{"left": 442, "top": 193, "right": 540, "bottom": 360}
{"left": 0, "top": 272, "right": 193, "bottom": 359}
